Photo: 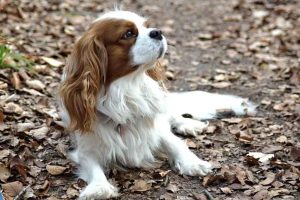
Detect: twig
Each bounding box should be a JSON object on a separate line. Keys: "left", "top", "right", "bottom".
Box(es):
{"left": 13, "top": 185, "right": 30, "bottom": 200}
{"left": 203, "top": 189, "right": 214, "bottom": 200}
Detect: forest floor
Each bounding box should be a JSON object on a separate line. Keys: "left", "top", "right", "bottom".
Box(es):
{"left": 0, "top": 0, "right": 299, "bottom": 199}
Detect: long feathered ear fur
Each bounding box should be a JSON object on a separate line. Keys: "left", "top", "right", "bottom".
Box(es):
{"left": 60, "top": 33, "right": 107, "bottom": 133}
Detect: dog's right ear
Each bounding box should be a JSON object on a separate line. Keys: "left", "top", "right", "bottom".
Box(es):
{"left": 60, "top": 32, "right": 107, "bottom": 133}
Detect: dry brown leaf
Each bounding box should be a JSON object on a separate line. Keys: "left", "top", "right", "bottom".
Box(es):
{"left": 0, "top": 149, "right": 10, "bottom": 160}
{"left": 211, "top": 81, "right": 231, "bottom": 88}
{"left": 253, "top": 190, "right": 269, "bottom": 200}
{"left": 0, "top": 163, "right": 11, "bottom": 182}
{"left": 262, "top": 145, "right": 283, "bottom": 153}
{"left": 290, "top": 147, "right": 300, "bottom": 161}
{"left": 203, "top": 174, "right": 224, "bottom": 186}
{"left": 275, "top": 135, "right": 287, "bottom": 143}
{"left": 11, "top": 72, "right": 21, "bottom": 90}
{"left": 66, "top": 186, "right": 79, "bottom": 198}
{"left": 17, "top": 122, "right": 35, "bottom": 132}
{"left": 220, "top": 187, "right": 232, "bottom": 194}
{"left": 206, "top": 125, "right": 217, "bottom": 133}
{"left": 22, "top": 88, "right": 45, "bottom": 96}
{"left": 1, "top": 181, "right": 23, "bottom": 198}
{"left": 10, "top": 155, "right": 27, "bottom": 179}
{"left": 236, "top": 131, "right": 254, "bottom": 143}
{"left": 247, "top": 152, "right": 274, "bottom": 164}
{"left": 25, "top": 79, "right": 45, "bottom": 91}
{"left": 41, "top": 56, "right": 63, "bottom": 67}
{"left": 158, "top": 170, "right": 171, "bottom": 177}
{"left": 222, "top": 118, "right": 243, "bottom": 123}
{"left": 186, "top": 138, "right": 197, "bottom": 148}
{"left": 260, "top": 172, "right": 275, "bottom": 186}
{"left": 28, "top": 126, "right": 49, "bottom": 141}
{"left": 3, "top": 102, "right": 23, "bottom": 115}
{"left": 46, "top": 165, "right": 67, "bottom": 175}
{"left": 235, "top": 166, "right": 246, "bottom": 185}
{"left": 0, "top": 111, "right": 4, "bottom": 123}
{"left": 166, "top": 183, "right": 178, "bottom": 193}
{"left": 130, "top": 180, "right": 152, "bottom": 192}
{"left": 0, "top": 81, "right": 8, "bottom": 90}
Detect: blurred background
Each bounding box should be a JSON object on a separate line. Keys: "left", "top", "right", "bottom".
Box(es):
{"left": 0, "top": 0, "right": 299, "bottom": 199}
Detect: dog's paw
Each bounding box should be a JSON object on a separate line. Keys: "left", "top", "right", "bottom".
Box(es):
{"left": 174, "top": 153, "right": 213, "bottom": 176}
{"left": 79, "top": 182, "right": 119, "bottom": 200}
{"left": 171, "top": 118, "right": 208, "bottom": 137}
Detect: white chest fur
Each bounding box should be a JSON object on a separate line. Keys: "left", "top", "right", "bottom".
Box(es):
{"left": 72, "top": 70, "right": 168, "bottom": 170}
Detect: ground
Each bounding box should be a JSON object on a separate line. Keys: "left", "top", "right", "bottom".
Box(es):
{"left": 0, "top": 0, "right": 299, "bottom": 200}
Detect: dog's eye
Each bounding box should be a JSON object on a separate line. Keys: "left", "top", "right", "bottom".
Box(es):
{"left": 122, "top": 30, "right": 136, "bottom": 39}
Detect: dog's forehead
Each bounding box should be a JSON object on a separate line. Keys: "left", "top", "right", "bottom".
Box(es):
{"left": 96, "top": 11, "right": 146, "bottom": 27}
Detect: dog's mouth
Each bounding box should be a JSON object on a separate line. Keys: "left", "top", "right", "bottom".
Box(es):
{"left": 158, "top": 46, "right": 165, "bottom": 59}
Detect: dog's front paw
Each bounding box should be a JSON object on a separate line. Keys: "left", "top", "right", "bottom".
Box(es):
{"left": 171, "top": 119, "right": 208, "bottom": 137}
{"left": 79, "top": 182, "right": 119, "bottom": 200}
{"left": 174, "top": 153, "right": 213, "bottom": 176}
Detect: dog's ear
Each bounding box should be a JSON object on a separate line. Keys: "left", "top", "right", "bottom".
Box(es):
{"left": 60, "top": 33, "right": 107, "bottom": 133}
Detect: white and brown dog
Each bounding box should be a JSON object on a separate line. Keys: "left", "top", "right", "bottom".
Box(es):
{"left": 59, "top": 10, "right": 256, "bottom": 199}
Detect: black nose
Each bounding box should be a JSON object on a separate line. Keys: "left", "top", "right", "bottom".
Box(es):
{"left": 149, "top": 29, "right": 163, "bottom": 40}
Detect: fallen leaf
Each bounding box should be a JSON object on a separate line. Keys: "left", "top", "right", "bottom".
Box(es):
{"left": 247, "top": 152, "right": 274, "bottom": 164}
{"left": 28, "top": 126, "right": 49, "bottom": 141}
{"left": 222, "top": 118, "right": 243, "bottom": 123}
{"left": 186, "top": 138, "right": 197, "bottom": 148}
{"left": 235, "top": 166, "right": 246, "bottom": 185}
{"left": 1, "top": 181, "right": 23, "bottom": 198}
{"left": 166, "top": 183, "right": 178, "bottom": 193}
{"left": 11, "top": 72, "right": 21, "bottom": 90}
{"left": 66, "top": 186, "right": 79, "bottom": 198}
{"left": 253, "top": 189, "right": 269, "bottom": 200}
{"left": 46, "top": 165, "right": 67, "bottom": 175}
{"left": 0, "top": 150, "right": 10, "bottom": 160}
{"left": 17, "top": 122, "right": 35, "bottom": 132}
{"left": 9, "top": 156, "right": 27, "bottom": 179}
{"left": 3, "top": 102, "right": 23, "bottom": 115}
{"left": 206, "top": 125, "right": 217, "bottom": 133}
{"left": 260, "top": 172, "right": 276, "bottom": 185}
{"left": 130, "top": 180, "right": 152, "bottom": 192}
{"left": 203, "top": 174, "right": 224, "bottom": 186}
{"left": 290, "top": 147, "right": 300, "bottom": 161}
{"left": 220, "top": 187, "right": 232, "bottom": 194}
{"left": 262, "top": 145, "right": 283, "bottom": 153}
{"left": 22, "top": 88, "right": 45, "bottom": 96}
{"left": 25, "top": 79, "right": 45, "bottom": 91}
{"left": 276, "top": 135, "right": 287, "bottom": 143}
{"left": 0, "top": 163, "right": 10, "bottom": 182}
{"left": 41, "top": 56, "right": 63, "bottom": 67}
{"left": 211, "top": 81, "right": 231, "bottom": 88}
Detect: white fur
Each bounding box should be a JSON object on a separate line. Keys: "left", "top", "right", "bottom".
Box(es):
{"left": 60, "top": 11, "right": 256, "bottom": 199}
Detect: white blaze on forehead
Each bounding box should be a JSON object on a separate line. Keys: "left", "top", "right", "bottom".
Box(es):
{"left": 96, "top": 11, "right": 146, "bottom": 27}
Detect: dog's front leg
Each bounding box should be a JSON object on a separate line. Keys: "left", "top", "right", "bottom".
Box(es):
{"left": 158, "top": 116, "right": 213, "bottom": 176}
{"left": 70, "top": 146, "right": 119, "bottom": 199}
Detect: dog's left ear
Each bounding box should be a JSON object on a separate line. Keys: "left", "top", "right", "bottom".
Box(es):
{"left": 60, "top": 33, "right": 107, "bottom": 133}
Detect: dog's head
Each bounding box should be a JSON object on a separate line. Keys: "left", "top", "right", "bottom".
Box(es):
{"left": 60, "top": 11, "right": 167, "bottom": 133}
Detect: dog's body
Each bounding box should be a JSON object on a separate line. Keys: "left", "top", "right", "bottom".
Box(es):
{"left": 59, "top": 11, "right": 255, "bottom": 199}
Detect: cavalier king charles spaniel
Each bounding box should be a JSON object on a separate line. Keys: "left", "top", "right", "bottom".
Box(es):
{"left": 59, "top": 10, "right": 256, "bottom": 199}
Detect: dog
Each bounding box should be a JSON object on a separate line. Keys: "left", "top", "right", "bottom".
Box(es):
{"left": 58, "top": 10, "right": 256, "bottom": 199}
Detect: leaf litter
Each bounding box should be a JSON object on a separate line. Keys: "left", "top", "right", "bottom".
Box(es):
{"left": 0, "top": 0, "right": 299, "bottom": 199}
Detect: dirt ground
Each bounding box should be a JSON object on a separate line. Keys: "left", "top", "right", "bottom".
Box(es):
{"left": 0, "top": 0, "right": 299, "bottom": 199}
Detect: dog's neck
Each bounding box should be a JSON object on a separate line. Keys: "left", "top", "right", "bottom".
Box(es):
{"left": 97, "top": 70, "right": 166, "bottom": 125}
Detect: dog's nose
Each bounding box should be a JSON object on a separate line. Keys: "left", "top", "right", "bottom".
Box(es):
{"left": 149, "top": 29, "right": 163, "bottom": 40}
